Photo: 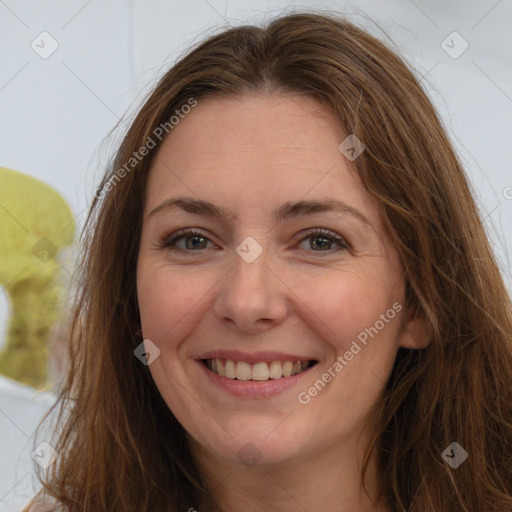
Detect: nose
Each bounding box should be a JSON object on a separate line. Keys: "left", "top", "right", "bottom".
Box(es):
{"left": 212, "top": 246, "right": 288, "bottom": 334}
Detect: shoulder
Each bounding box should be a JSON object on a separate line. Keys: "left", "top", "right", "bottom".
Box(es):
{"left": 22, "top": 491, "right": 67, "bottom": 512}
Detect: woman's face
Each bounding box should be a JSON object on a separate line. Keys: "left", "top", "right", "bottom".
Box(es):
{"left": 136, "top": 92, "right": 425, "bottom": 468}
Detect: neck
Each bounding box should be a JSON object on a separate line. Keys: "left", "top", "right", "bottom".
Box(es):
{"left": 191, "top": 434, "right": 391, "bottom": 512}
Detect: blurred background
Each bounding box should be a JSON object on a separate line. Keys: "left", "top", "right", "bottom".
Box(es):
{"left": 1, "top": 0, "right": 511, "bottom": 510}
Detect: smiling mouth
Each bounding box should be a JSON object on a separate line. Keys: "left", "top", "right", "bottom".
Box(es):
{"left": 202, "top": 358, "right": 317, "bottom": 381}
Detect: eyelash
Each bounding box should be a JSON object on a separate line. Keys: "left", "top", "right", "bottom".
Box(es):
{"left": 158, "top": 227, "right": 349, "bottom": 255}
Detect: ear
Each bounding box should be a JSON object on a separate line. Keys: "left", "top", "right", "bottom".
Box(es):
{"left": 398, "top": 306, "right": 431, "bottom": 350}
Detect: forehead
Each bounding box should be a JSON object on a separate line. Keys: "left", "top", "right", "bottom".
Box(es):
{"left": 144, "top": 92, "right": 380, "bottom": 225}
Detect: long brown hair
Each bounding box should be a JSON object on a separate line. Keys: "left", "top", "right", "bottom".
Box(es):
{"left": 26, "top": 11, "right": 512, "bottom": 512}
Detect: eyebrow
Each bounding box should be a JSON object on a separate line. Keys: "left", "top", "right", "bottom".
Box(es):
{"left": 148, "top": 197, "right": 372, "bottom": 227}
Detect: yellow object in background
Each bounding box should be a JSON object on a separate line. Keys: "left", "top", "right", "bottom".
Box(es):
{"left": 0, "top": 167, "right": 75, "bottom": 388}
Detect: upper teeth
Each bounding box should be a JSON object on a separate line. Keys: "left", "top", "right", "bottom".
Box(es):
{"left": 206, "top": 359, "right": 312, "bottom": 380}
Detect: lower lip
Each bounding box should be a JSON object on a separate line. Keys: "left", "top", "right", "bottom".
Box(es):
{"left": 197, "top": 361, "right": 314, "bottom": 399}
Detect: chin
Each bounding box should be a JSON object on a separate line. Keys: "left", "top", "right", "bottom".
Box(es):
{"left": 191, "top": 420, "right": 306, "bottom": 467}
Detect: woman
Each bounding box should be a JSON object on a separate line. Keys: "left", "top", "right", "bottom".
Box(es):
{"left": 24, "top": 11, "right": 512, "bottom": 512}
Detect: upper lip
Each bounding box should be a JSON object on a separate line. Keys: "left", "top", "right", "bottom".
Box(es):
{"left": 195, "top": 350, "right": 318, "bottom": 364}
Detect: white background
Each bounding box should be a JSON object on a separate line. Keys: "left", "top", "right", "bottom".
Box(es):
{"left": 1, "top": 1, "right": 511, "bottom": 510}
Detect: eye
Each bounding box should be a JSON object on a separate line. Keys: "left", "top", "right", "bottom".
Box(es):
{"left": 296, "top": 228, "right": 349, "bottom": 253}
{"left": 158, "top": 227, "right": 349, "bottom": 254}
{"left": 159, "top": 228, "right": 215, "bottom": 252}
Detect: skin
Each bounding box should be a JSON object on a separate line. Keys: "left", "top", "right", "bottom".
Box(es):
{"left": 136, "top": 92, "right": 429, "bottom": 512}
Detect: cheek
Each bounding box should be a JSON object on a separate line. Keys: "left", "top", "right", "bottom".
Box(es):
{"left": 136, "top": 262, "right": 216, "bottom": 344}
{"left": 293, "top": 265, "right": 399, "bottom": 352}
